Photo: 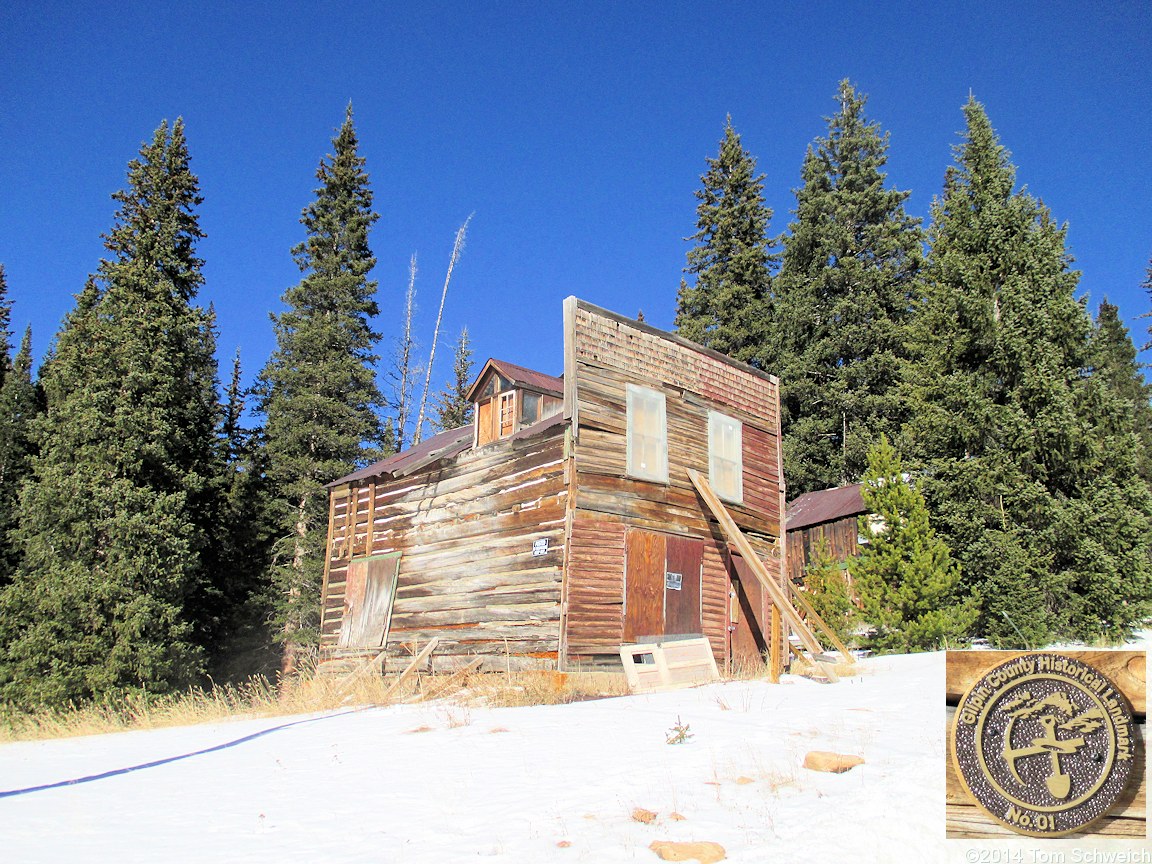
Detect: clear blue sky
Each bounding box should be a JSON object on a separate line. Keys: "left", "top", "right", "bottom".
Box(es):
{"left": 2, "top": 2, "right": 1150, "bottom": 408}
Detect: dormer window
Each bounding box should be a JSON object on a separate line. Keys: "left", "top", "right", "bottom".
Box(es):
{"left": 467, "top": 359, "right": 564, "bottom": 448}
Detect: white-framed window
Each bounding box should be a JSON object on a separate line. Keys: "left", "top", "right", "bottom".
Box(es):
{"left": 708, "top": 410, "right": 743, "bottom": 503}
{"left": 626, "top": 384, "right": 668, "bottom": 483}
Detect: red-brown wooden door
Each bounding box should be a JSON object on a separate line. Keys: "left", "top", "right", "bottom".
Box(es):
{"left": 624, "top": 529, "right": 703, "bottom": 641}
{"left": 729, "top": 555, "right": 769, "bottom": 665}
{"left": 664, "top": 535, "right": 702, "bottom": 636}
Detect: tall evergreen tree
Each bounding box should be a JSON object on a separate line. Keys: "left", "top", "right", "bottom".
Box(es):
{"left": 199, "top": 351, "right": 277, "bottom": 680}
{"left": 0, "top": 325, "right": 39, "bottom": 587}
{"left": 905, "top": 98, "right": 1152, "bottom": 646}
{"left": 0, "top": 120, "right": 221, "bottom": 706}
{"left": 1090, "top": 299, "right": 1152, "bottom": 481}
{"left": 0, "top": 266, "right": 40, "bottom": 587}
{"left": 770, "top": 81, "right": 924, "bottom": 494}
{"left": 852, "top": 437, "right": 975, "bottom": 652}
{"left": 675, "top": 119, "right": 775, "bottom": 366}
{"left": 431, "top": 327, "right": 474, "bottom": 432}
{"left": 256, "top": 106, "right": 385, "bottom": 673}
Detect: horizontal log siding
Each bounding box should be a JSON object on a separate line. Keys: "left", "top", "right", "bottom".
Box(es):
{"left": 321, "top": 429, "right": 568, "bottom": 671}
{"left": 564, "top": 517, "right": 626, "bottom": 663}
{"left": 564, "top": 303, "right": 786, "bottom": 668}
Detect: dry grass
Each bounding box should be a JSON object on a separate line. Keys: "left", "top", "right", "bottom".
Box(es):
{"left": 0, "top": 664, "right": 629, "bottom": 744}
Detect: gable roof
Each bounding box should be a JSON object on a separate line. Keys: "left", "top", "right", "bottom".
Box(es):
{"left": 786, "top": 483, "right": 867, "bottom": 532}
{"left": 464, "top": 358, "right": 564, "bottom": 403}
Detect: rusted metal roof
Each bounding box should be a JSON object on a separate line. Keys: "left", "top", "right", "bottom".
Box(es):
{"left": 465, "top": 358, "right": 563, "bottom": 402}
{"left": 786, "top": 483, "right": 867, "bottom": 532}
{"left": 325, "top": 425, "right": 472, "bottom": 487}
{"left": 325, "top": 410, "right": 570, "bottom": 488}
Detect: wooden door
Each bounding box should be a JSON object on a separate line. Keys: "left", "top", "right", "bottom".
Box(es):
{"left": 625, "top": 530, "right": 704, "bottom": 641}
{"left": 729, "top": 555, "right": 768, "bottom": 665}
{"left": 338, "top": 553, "right": 402, "bottom": 649}
{"left": 664, "top": 535, "right": 703, "bottom": 636}
{"left": 624, "top": 530, "right": 664, "bottom": 641}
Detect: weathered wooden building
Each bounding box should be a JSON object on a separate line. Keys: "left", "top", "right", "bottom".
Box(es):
{"left": 320, "top": 298, "right": 789, "bottom": 672}
{"left": 785, "top": 483, "right": 868, "bottom": 584}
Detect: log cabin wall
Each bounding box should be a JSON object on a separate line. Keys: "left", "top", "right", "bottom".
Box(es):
{"left": 561, "top": 298, "right": 787, "bottom": 669}
{"left": 785, "top": 516, "right": 861, "bottom": 583}
{"left": 322, "top": 425, "right": 568, "bottom": 671}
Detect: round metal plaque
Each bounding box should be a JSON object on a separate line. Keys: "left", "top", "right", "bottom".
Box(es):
{"left": 951, "top": 653, "right": 1137, "bottom": 837}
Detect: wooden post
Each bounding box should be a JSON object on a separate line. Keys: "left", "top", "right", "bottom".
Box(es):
{"left": 769, "top": 605, "right": 782, "bottom": 683}
{"left": 686, "top": 469, "right": 837, "bottom": 682}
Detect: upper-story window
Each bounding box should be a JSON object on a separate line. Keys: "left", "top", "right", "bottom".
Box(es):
{"left": 708, "top": 410, "right": 743, "bottom": 503}
{"left": 469, "top": 359, "right": 564, "bottom": 448}
{"left": 626, "top": 384, "right": 668, "bottom": 483}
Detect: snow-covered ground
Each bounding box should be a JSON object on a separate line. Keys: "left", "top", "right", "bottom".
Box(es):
{"left": 0, "top": 647, "right": 1146, "bottom": 864}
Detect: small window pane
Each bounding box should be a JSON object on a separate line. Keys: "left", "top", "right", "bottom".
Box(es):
{"left": 520, "top": 391, "right": 541, "bottom": 426}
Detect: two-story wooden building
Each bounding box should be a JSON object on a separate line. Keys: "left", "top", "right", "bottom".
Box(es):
{"left": 319, "top": 298, "right": 788, "bottom": 672}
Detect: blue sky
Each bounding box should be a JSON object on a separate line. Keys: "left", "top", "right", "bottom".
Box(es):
{"left": 2, "top": 2, "right": 1150, "bottom": 416}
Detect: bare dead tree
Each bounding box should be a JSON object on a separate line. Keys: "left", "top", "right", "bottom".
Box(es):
{"left": 413, "top": 215, "right": 472, "bottom": 444}
{"left": 391, "top": 253, "right": 418, "bottom": 449}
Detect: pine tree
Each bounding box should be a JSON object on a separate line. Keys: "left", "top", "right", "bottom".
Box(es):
{"left": 802, "top": 536, "right": 856, "bottom": 646}
{"left": 905, "top": 98, "right": 1152, "bottom": 646}
{"left": 1090, "top": 299, "right": 1152, "bottom": 480}
{"left": 0, "top": 325, "right": 38, "bottom": 587}
{"left": 256, "top": 106, "right": 385, "bottom": 673}
{"left": 0, "top": 267, "right": 40, "bottom": 587}
{"left": 675, "top": 118, "right": 775, "bottom": 366}
{"left": 771, "top": 81, "right": 924, "bottom": 494}
{"left": 190, "top": 351, "right": 277, "bottom": 681}
{"left": 852, "top": 437, "right": 974, "bottom": 652}
{"left": 0, "top": 120, "right": 221, "bottom": 706}
{"left": 432, "top": 328, "right": 474, "bottom": 432}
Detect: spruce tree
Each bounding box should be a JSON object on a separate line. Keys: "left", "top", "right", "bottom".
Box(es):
{"left": 0, "top": 267, "right": 40, "bottom": 587}
{"left": 675, "top": 119, "right": 775, "bottom": 366}
{"left": 1090, "top": 299, "right": 1152, "bottom": 481}
{"left": 256, "top": 106, "right": 385, "bottom": 673}
{"left": 200, "top": 352, "right": 277, "bottom": 680}
{"left": 905, "top": 98, "right": 1152, "bottom": 646}
{"left": 0, "top": 120, "right": 220, "bottom": 706}
{"left": 852, "top": 437, "right": 975, "bottom": 652}
{"left": 0, "top": 325, "right": 38, "bottom": 587}
{"left": 802, "top": 537, "right": 856, "bottom": 646}
{"left": 771, "top": 81, "right": 923, "bottom": 494}
{"left": 431, "top": 328, "right": 474, "bottom": 432}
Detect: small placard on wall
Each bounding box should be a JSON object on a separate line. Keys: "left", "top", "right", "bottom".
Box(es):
{"left": 532, "top": 538, "right": 550, "bottom": 557}
{"left": 665, "top": 571, "right": 683, "bottom": 591}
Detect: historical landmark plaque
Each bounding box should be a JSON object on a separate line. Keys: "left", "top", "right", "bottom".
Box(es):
{"left": 951, "top": 653, "right": 1138, "bottom": 837}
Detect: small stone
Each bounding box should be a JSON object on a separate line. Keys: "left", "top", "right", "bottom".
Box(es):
{"left": 632, "top": 807, "right": 659, "bottom": 824}
{"left": 649, "top": 840, "right": 726, "bottom": 863}
{"left": 802, "top": 751, "right": 865, "bottom": 773}
{"left": 556, "top": 840, "right": 572, "bottom": 848}
{"left": 734, "top": 776, "right": 754, "bottom": 785}
{"left": 669, "top": 812, "right": 687, "bottom": 821}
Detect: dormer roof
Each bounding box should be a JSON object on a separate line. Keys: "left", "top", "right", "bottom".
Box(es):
{"left": 464, "top": 358, "right": 563, "bottom": 403}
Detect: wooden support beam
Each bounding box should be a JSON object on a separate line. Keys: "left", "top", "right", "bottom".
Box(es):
{"left": 687, "top": 469, "right": 837, "bottom": 682}
{"left": 785, "top": 581, "right": 854, "bottom": 665}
